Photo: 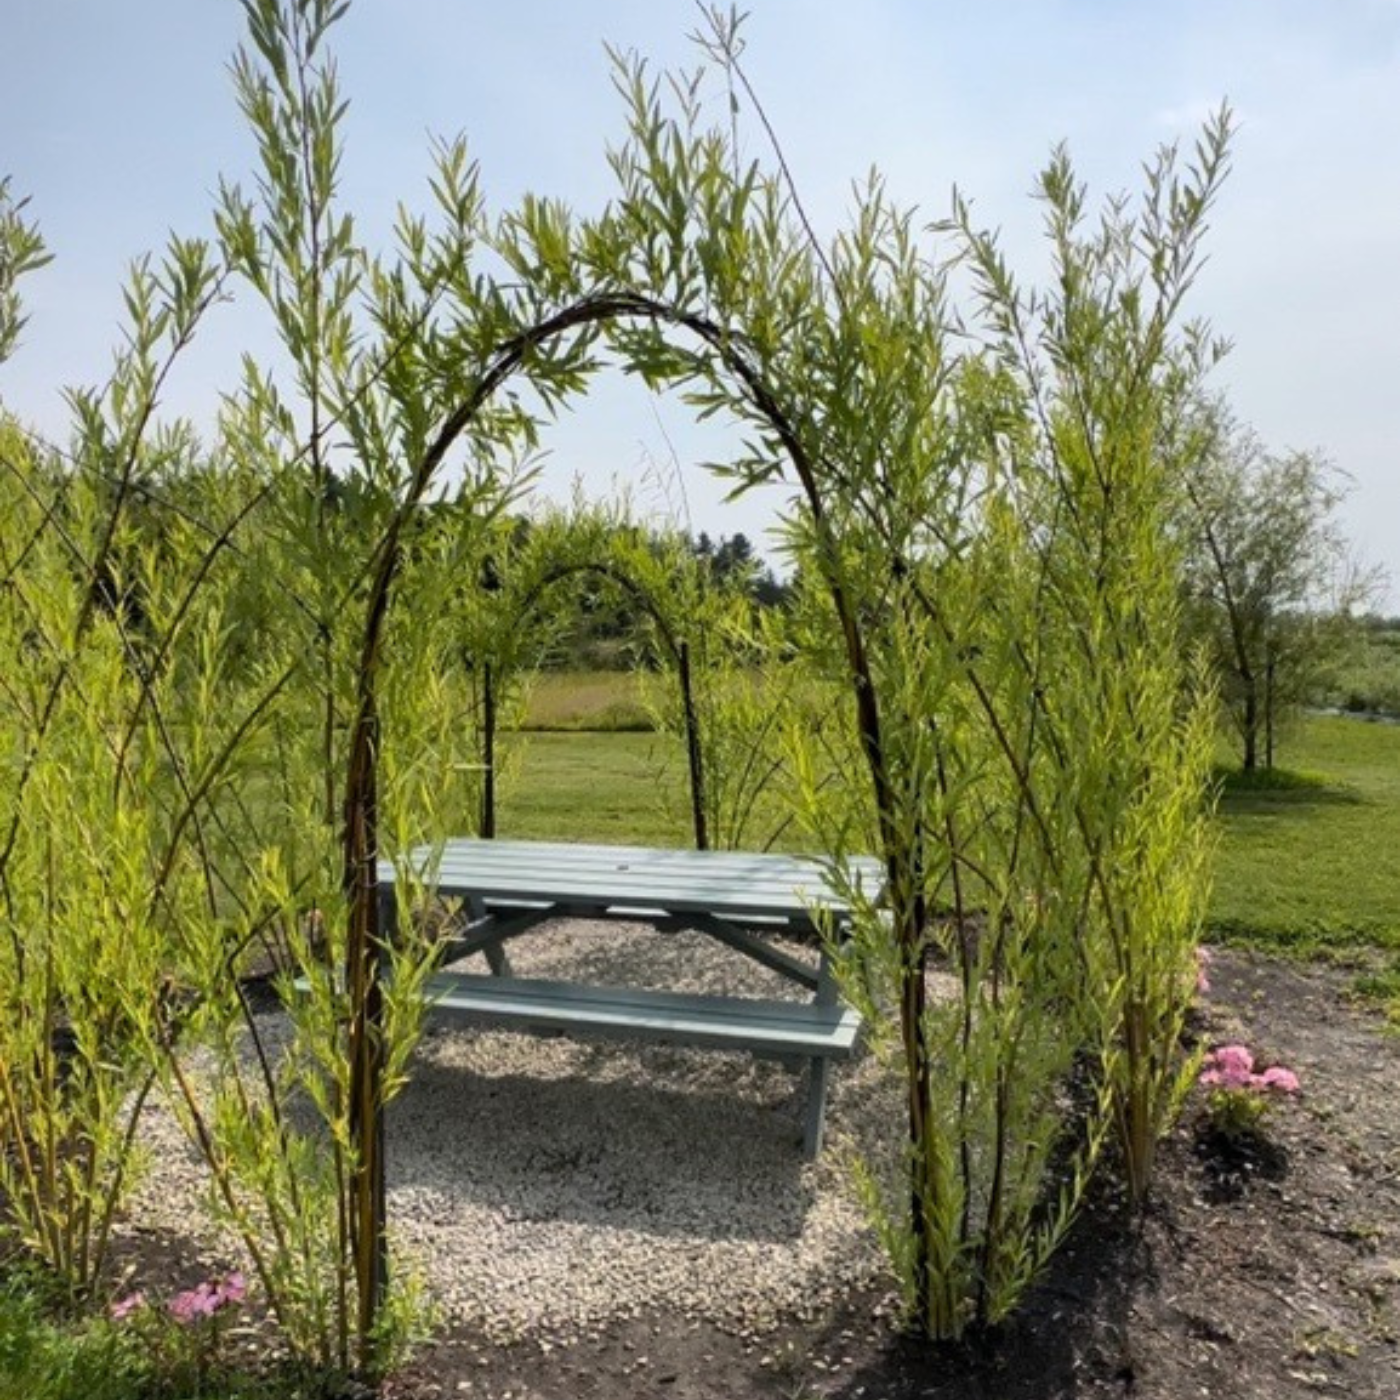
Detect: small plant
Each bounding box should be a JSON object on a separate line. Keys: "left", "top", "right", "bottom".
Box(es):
{"left": 0, "top": 1265, "right": 146, "bottom": 1400}
{"left": 1353, "top": 956, "right": 1400, "bottom": 1029}
{"left": 108, "top": 1272, "right": 248, "bottom": 1397}
{"left": 1294, "top": 1325, "right": 1359, "bottom": 1360}
{"left": 1199, "top": 1044, "right": 1300, "bottom": 1140}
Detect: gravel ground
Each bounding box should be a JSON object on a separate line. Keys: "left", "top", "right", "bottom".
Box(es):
{"left": 118, "top": 920, "right": 909, "bottom": 1343}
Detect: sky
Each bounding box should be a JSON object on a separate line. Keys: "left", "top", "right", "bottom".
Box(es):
{"left": 2, "top": 1, "right": 1397, "bottom": 606}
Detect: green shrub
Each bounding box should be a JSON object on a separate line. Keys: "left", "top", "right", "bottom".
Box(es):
{"left": 0, "top": 1269, "right": 144, "bottom": 1400}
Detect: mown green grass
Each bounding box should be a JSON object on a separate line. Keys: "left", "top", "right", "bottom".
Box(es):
{"left": 1208, "top": 715, "right": 1400, "bottom": 952}
{"left": 500, "top": 691, "right": 1400, "bottom": 1017}
{"left": 496, "top": 731, "right": 689, "bottom": 845}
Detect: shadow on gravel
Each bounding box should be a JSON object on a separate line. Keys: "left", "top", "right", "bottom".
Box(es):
{"left": 385, "top": 1038, "right": 819, "bottom": 1243}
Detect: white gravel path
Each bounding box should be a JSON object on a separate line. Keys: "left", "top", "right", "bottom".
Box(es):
{"left": 120, "top": 919, "right": 908, "bottom": 1343}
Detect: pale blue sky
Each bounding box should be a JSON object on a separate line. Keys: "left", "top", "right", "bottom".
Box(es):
{"left": 3, "top": 2, "right": 1397, "bottom": 603}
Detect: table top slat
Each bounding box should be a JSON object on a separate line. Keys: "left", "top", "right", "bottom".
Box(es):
{"left": 381, "top": 839, "right": 882, "bottom": 924}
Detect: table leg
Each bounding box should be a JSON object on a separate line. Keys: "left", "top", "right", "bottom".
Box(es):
{"left": 378, "top": 881, "right": 397, "bottom": 945}
{"left": 816, "top": 943, "right": 840, "bottom": 1005}
{"left": 800, "top": 944, "right": 845, "bottom": 1156}
{"left": 805, "top": 1055, "right": 831, "bottom": 1158}
{"left": 470, "top": 895, "right": 514, "bottom": 976}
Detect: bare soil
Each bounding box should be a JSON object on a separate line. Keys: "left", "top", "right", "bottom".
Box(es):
{"left": 382, "top": 948, "right": 1400, "bottom": 1400}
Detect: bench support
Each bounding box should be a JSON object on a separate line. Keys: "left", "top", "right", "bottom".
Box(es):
{"left": 803, "top": 950, "right": 844, "bottom": 1156}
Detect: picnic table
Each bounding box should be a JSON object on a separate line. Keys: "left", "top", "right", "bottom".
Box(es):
{"left": 384, "top": 839, "right": 884, "bottom": 1157}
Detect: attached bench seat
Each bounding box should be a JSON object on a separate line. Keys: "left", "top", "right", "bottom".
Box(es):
{"left": 423, "top": 972, "right": 860, "bottom": 1157}
{"left": 426, "top": 971, "right": 859, "bottom": 1054}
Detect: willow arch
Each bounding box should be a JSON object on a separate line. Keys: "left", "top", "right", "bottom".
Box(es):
{"left": 475, "top": 554, "right": 715, "bottom": 847}
{"left": 295, "top": 17, "right": 1230, "bottom": 1358}
{"left": 341, "top": 289, "right": 895, "bottom": 1335}
{"left": 0, "top": 0, "right": 1233, "bottom": 1375}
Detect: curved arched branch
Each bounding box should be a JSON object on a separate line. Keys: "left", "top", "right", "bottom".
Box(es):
{"left": 340, "top": 285, "right": 894, "bottom": 1326}
{"left": 508, "top": 557, "right": 706, "bottom": 847}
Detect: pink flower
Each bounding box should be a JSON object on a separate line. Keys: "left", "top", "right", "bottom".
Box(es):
{"left": 166, "top": 1273, "right": 247, "bottom": 1324}
{"left": 1200, "top": 1041, "right": 1301, "bottom": 1100}
{"left": 1258, "top": 1065, "right": 1300, "bottom": 1094}
{"left": 168, "top": 1282, "right": 220, "bottom": 1324}
{"left": 1211, "top": 1044, "right": 1254, "bottom": 1077}
{"left": 1201, "top": 1045, "right": 1258, "bottom": 1088}
{"left": 110, "top": 1291, "right": 146, "bottom": 1321}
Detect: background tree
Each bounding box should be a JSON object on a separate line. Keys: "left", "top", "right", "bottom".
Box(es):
{"left": 694, "top": 530, "right": 789, "bottom": 608}
{"left": 1181, "top": 398, "right": 1380, "bottom": 769}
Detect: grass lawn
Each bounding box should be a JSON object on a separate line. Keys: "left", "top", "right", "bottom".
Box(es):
{"left": 503, "top": 701, "right": 1400, "bottom": 959}
{"left": 1209, "top": 714, "right": 1400, "bottom": 953}
{"left": 496, "top": 730, "right": 690, "bottom": 845}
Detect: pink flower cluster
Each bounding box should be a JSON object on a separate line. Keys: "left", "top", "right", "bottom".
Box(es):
{"left": 1199, "top": 1044, "right": 1300, "bottom": 1095}
{"left": 110, "top": 1272, "right": 247, "bottom": 1326}
{"left": 167, "top": 1272, "right": 246, "bottom": 1325}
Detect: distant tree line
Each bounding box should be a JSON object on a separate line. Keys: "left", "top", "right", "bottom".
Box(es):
{"left": 538, "top": 523, "right": 790, "bottom": 668}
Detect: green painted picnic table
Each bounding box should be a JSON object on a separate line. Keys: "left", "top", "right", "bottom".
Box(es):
{"left": 383, "top": 839, "right": 884, "bottom": 1157}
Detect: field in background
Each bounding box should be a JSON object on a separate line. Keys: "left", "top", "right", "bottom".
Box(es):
{"left": 518, "top": 670, "right": 659, "bottom": 732}
{"left": 501, "top": 678, "right": 1400, "bottom": 1018}
{"left": 1320, "top": 625, "right": 1400, "bottom": 717}
{"left": 497, "top": 731, "right": 688, "bottom": 845}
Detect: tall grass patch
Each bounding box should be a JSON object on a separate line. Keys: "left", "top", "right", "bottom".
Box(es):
{"left": 518, "top": 671, "right": 658, "bottom": 732}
